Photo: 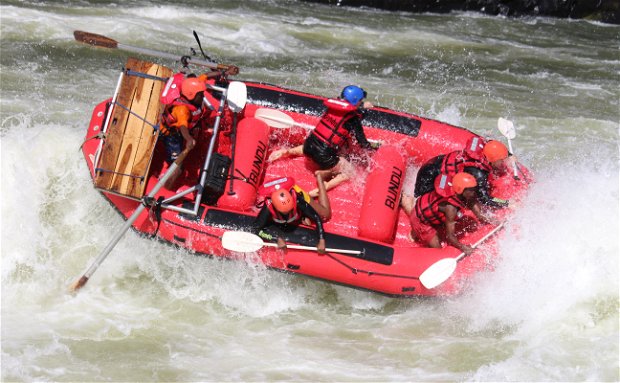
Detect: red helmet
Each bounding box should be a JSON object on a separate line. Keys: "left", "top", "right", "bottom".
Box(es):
{"left": 464, "top": 136, "right": 486, "bottom": 161}
{"left": 483, "top": 140, "right": 509, "bottom": 163}
{"left": 271, "top": 189, "right": 294, "bottom": 214}
{"left": 452, "top": 172, "right": 477, "bottom": 194}
{"left": 181, "top": 77, "right": 207, "bottom": 100}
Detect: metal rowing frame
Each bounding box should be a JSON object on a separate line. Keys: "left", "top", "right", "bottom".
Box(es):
{"left": 93, "top": 66, "right": 232, "bottom": 218}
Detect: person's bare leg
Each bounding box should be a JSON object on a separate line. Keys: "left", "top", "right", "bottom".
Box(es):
{"left": 400, "top": 193, "right": 415, "bottom": 216}
{"left": 309, "top": 158, "right": 352, "bottom": 197}
{"left": 268, "top": 145, "right": 303, "bottom": 162}
{"left": 428, "top": 235, "right": 442, "bottom": 248}
{"left": 322, "top": 172, "right": 349, "bottom": 193}
{"left": 309, "top": 171, "right": 331, "bottom": 220}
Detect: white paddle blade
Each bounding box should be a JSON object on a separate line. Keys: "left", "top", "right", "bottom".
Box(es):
{"left": 254, "top": 108, "right": 296, "bottom": 129}
{"left": 497, "top": 117, "right": 516, "bottom": 139}
{"left": 419, "top": 258, "right": 458, "bottom": 289}
{"left": 221, "top": 231, "right": 264, "bottom": 252}
{"left": 227, "top": 81, "right": 247, "bottom": 113}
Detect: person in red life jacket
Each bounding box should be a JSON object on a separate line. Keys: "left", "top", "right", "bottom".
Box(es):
{"left": 160, "top": 67, "right": 238, "bottom": 189}
{"left": 267, "top": 85, "right": 378, "bottom": 197}
{"left": 253, "top": 173, "right": 331, "bottom": 254}
{"left": 411, "top": 137, "right": 511, "bottom": 209}
{"left": 408, "top": 172, "right": 498, "bottom": 255}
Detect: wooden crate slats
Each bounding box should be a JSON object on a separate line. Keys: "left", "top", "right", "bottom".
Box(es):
{"left": 94, "top": 58, "right": 140, "bottom": 191}
{"left": 109, "top": 60, "right": 156, "bottom": 195}
{"left": 125, "top": 63, "right": 172, "bottom": 197}
{"left": 94, "top": 58, "right": 172, "bottom": 199}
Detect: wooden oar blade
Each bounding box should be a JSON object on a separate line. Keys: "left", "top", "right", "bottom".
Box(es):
{"left": 498, "top": 117, "right": 516, "bottom": 139}
{"left": 419, "top": 258, "right": 458, "bottom": 289}
{"left": 68, "top": 276, "right": 89, "bottom": 292}
{"left": 74, "top": 30, "right": 118, "bottom": 49}
{"left": 222, "top": 231, "right": 264, "bottom": 252}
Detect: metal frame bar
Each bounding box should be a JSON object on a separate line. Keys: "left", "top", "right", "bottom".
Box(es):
{"left": 94, "top": 69, "right": 231, "bottom": 218}
{"left": 160, "top": 84, "right": 229, "bottom": 216}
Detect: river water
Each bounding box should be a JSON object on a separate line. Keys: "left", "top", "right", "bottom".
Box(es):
{"left": 1, "top": 1, "right": 618, "bottom": 381}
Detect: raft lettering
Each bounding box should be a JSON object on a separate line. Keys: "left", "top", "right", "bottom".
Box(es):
{"left": 247, "top": 140, "right": 267, "bottom": 187}
{"left": 384, "top": 166, "right": 403, "bottom": 210}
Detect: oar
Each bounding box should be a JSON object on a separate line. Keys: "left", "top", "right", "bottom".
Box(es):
{"left": 73, "top": 30, "right": 236, "bottom": 72}
{"left": 69, "top": 150, "right": 190, "bottom": 293}
{"left": 497, "top": 117, "right": 519, "bottom": 180}
{"left": 221, "top": 231, "right": 362, "bottom": 255}
{"left": 226, "top": 81, "right": 248, "bottom": 195}
{"left": 418, "top": 222, "right": 505, "bottom": 289}
{"left": 254, "top": 108, "right": 316, "bottom": 130}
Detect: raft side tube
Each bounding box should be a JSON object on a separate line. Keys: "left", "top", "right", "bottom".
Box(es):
{"left": 217, "top": 117, "right": 270, "bottom": 211}
{"left": 357, "top": 145, "right": 406, "bottom": 243}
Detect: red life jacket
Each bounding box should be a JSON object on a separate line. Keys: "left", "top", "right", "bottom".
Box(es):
{"left": 311, "top": 98, "right": 362, "bottom": 148}
{"left": 159, "top": 74, "right": 220, "bottom": 136}
{"left": 266, "top": 188, "right": 301, "bottom": 224}
{"left": 414, "top": 191, "right": 467, "bottom": 226}
{"left": 440, "top": 150, "right": 492, "bottom": 176}
{"left": 257, "top": 176, "right": 296, "bottom": 197}
{"left": 160, "top": 99, "right": 211, "bottom": 136}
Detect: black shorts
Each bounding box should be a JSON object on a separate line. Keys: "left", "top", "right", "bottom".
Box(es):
{"left": 414, "top": 156, "right": 443, "bottom": 197}
{"left": 303, "top": 134, "right": 340, "bottom": 169}
{"left": 162, "top": 132, "right": 183, "bottom": 165}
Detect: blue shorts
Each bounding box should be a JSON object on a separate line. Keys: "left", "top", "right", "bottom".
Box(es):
{"left": 162, "top": 132, "right": 183, "bottom": 164}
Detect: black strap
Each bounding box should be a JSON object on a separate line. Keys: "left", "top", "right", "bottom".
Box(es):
{"left": 143, "top": 196, "right": 165, "bottom": 238}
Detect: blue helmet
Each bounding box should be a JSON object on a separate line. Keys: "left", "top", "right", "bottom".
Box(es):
{"left": 341, "top": 85, "right": 367, "bottom": 106}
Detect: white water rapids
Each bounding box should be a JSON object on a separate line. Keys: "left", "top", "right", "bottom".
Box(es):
{"left": 1, "top": 1, "right": 618, "bottom": 381}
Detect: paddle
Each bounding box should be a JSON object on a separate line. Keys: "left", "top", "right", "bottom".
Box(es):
{"left": 225, "top": 81, "right": 248, "bottom": 195}
{"left": 73, "top": 30, "right": 236, "bottom": 73}
{"left": 221, "top": 231, "right": 362, "bottom": 255}
{"left": 418, "top": 222, "right": 505, "bottom": 289}
{"left": 497, "top": 117, "right": 519, "bottom": 180}
{"left": 69, "top": 150, "right": 190, "bottom": 292}
{"left": 254, "top": 108, "right": 316, "bottom": 130}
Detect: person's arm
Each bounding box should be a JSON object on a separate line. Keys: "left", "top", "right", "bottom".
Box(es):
{"left": 178, "top": 125, "right": 195, "bottom": 152}
{"left": 170, "top": 106, "right": 196, "bottom": 156}
{"left": 253, "top": 205, "right": 288, "bottom": 250}
{"left": 253, "top": 205, "right": 272, "bottom": 235}
{"left": 297, "top": 195, "right": 326, "bottom": 253}
{"left": 346, "top": 115, "right": 373, "bottom": 149}
{"left": 441, "top": 204, "right": 473, "bottom": 255}
{"left": 465, "top": 166, "right": 507, "bottom": 208}
{"left": 470, "top": 201, "right": 500, "bottom": 226}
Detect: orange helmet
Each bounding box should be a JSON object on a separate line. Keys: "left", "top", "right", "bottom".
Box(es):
{"left": 270, "top": 189, "right": 294, "bottom": 214}
{"left": 181, "top": 77, "right": 207, "bottom": 100}
{"left": 452, "top": 172, "right": 477, "bottom": 194}
{"left": 483, "top": 140, "right": 509, "bottom": 163}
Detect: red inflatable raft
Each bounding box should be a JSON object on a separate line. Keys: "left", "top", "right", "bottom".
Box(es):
{"left": 79, "top": 58, "right": 531, "bottom": 297}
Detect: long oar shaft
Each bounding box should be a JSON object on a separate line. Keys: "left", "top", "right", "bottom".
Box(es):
{"left": 69, "top": 153, "right": 185, "bottom": 292}
{"left": 261, "top": 241, "right": 361, "bottom": 255}
{"left": 454, "top": 222, "right": 505, "bottom": 263}
{"left": 73, "top": 30, "right": 232, "bottom": 71}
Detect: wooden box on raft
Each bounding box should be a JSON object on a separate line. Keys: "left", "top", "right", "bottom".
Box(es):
{"left": 94, "top": 58, "right": 172, "bottom": 199}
